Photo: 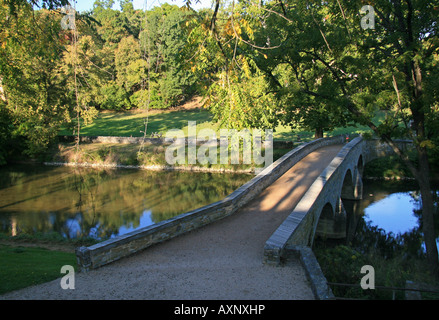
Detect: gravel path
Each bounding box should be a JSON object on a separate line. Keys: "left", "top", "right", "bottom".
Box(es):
{"left": 1, "top": 145, "right": 343, "bottom": 300}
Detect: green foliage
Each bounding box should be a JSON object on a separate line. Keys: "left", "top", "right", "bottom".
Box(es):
{"left": 363, "top": 156, "right": 415, "bottom": 180}
{"left": 0, "top": 3, "right": 70, "bottom": 157}
{"left": 314, "top": 245, "right": 370, "bottom": 298}
{"left": 206, "top": 58, "right": 279, "bottom": 130}
{"left": 315, "top": 243, "right": 420, "bottom": 299}
{"left": 137, "top": 4, "right": 198, "bottom": 109}
{"left": 97, "top": 81, "right": 131, "bottom": 110}
{"left": 0, "top": 103, "right": 15, "bottom": 165}
{"left": 0, "top": 1, "right": 206, "bottom": 160}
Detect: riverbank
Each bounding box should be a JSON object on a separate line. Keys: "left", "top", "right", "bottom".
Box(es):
{"left": 37, "top": 140, "right": 294, "bottom": 174}
{"left": 313, "top": 177, "right": 439, "bottom": 300}
{"left": 363, "top": 153, "right": 439, "bottom": 182}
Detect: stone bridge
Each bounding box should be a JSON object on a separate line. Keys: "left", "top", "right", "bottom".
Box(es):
{"left": 265, "top": 136, "right": 365, "bottom": 264}
{"left": 76, "top": 135, "right": 413, "bottom": 270}
{"left": 70, "top": 135, "right": 412, "bottom": 300}
{"left": 263, "top": 136, "right": 412, "bottom": 266}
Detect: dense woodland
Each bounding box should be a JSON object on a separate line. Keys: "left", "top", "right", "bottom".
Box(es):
{"left": 0, "top": 0, "right": 209, "bottom": 159}
{"left": 0, "top": 0, "right": 438, "bottom": 273}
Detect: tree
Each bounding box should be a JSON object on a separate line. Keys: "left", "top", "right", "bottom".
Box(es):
{"left": 138, "top": 4, "right": 199, "bottom": 109}
{"left": 159, "top": 6, "right": 197, "bottom": 107}
{"left": 0, "top": 101, "right": 14, "bottom": 164}
{"left": 114, "top": 35, "right": 147, "bottom": 109}
{"left": 205, "top": 0, "right": 439, "bottom": 274}
{"left": 92, "top": 0, "right": 130, "bottom": 44}
{"left": 3, "top": 0, "right": 69, "bottom": 15}
{"left": 58, "top": 33, "right": 100, "bottom": 130}
{"left": 0, "top": 2, "right": 70, "bottom": 156}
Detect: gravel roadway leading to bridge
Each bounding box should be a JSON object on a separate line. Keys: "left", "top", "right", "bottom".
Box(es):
{"left": 1, "top": 144, "right": 343, "bottom": 300}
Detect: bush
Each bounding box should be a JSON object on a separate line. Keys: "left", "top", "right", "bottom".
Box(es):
{"left": 363, "top": 155, "right": 414, "bottom": 179}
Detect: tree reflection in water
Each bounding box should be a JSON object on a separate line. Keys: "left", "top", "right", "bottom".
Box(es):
{"left": 0, "top": 165, "right": 251, "bottom": 241}
{"left": 314, "top": 180, "right": 439, "bottom": 299}
{"left": 347, "top": 182, "right": 439, "bottom": 261}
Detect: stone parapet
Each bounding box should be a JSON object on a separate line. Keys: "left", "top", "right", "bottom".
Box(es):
{"left": 264, "top": 136, "right": 365, "bottom": 265}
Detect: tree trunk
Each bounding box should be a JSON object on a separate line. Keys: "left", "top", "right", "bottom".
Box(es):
{"left": 417, "top": 148, "right": 439, "bottom": 276}
{"left": 410, "top": 59, "right": 439, "bottom": 276}
{"left": 314, "top": 127, "right": 323, "bottom": 139}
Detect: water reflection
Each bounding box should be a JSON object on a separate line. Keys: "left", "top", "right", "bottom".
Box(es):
{"left": 0, "top": 165, "right": 251, "bottom": 240}
{"left": 364, "top": 192, "right": 420, "bottom": 235}
{"left": 316, "top": 180, "right": 439, "bottom": 258}
{"left": 113, "top": 210, "right": 154, "bottom": 238}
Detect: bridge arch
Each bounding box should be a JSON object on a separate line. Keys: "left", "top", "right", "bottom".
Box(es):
{"left": 320, "top": 202, "right": 334, "bottom": 219}
{"left": 315, "top": 200, "right": 347, "bottom": 240}
{"left": 341, "top": 168, "right": 354, "bottom": 200}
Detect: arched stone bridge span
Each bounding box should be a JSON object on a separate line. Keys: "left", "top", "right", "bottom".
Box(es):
{"left": 75, "top": 135, "right": 412, "bottom": 274}
{"left": 263, "top": 136, "right": 412, "bottom": 266}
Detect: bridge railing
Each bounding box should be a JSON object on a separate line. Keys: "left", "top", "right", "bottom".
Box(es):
{"left": 76, "top": 135, "right": 345, "bottom": 271}
{"left": 264, "top": 136, "right": 365, "bottom": 266}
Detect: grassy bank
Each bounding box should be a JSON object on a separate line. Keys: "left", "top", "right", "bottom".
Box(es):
{"left": 0, "top": 244, "right": 77, "bottom": 295}
{"left": 44, "top": 140, "right": 294, "bottom": 172}
{"left": 314, "top": 244, "right": 439, "bottom": 300}
{"left": 59, "top": 108, "right": 375, "bottom": 142}
{"left": 51, "top": 106, "right": 377, "bottom": 171}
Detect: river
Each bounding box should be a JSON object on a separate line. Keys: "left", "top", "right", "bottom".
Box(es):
{"left": 2, "top": 165, "right": 438, "bottom": 251}
{"left": 0, "top": 164, "right": 251, "bottom": 241}
{"left": 315, "top": 178, "right": 439, "bottom": 260}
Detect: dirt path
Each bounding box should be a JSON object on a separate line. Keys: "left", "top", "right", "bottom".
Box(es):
{"left": 1, "top": 144, "right": 343, "bottom": 300}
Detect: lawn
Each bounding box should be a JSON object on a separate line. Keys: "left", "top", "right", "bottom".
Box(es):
{"left": 59, "top": 108, "right": 376, "bottom": 142}
{"left": 59, "top": 109, "right": 217, "bottom": 137}
{"left": 0, "top": 244, "right": 77, "bottom": 295}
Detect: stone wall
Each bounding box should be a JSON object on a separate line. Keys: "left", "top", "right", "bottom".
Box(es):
{"left": 284, "top": 245, "right": 335, "bottom": 300}
{"left": 76, "top": 135, "right": 345, "bottom": 271}
{"left": 59, "top": 135, "right": 164, "bottom": 145}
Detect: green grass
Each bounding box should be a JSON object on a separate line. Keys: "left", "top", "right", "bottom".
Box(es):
{"left": 0, "top": 244, "right": 77, "bottom": 295}
{"left": 59, "top": 108, "right": 378, "bottom": 141}
{"left": 59, "top": 109, "right": 215, "bottom": 137}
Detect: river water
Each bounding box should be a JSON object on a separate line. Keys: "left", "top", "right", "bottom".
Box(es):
{"left": 0, "top": 164, "right": 251, "bottom": 241}
{"left": 2, "top": 164, "right": 438, "bottom": 252}
{"left": 317, "top": 179, "right": 439, "bottom": 256}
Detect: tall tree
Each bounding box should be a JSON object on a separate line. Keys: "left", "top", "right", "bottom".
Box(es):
{"left": 206, "top": 0, "right": 439, "bottom": 274}
{"left": 114, "top": 35, "right": 147, "bottom": 109}
{"left": 138, "top": 4, "right": 198, "bottom": 109}
{"left": 0, "top": 2, "right": 70, "bottom": 156}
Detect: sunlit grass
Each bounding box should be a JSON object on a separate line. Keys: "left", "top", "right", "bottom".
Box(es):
{"left": 59, "top": 109, "right": 215, "bottom": 137}
{"left": 59, "top": 108, "right": 378, "bottom": 142}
